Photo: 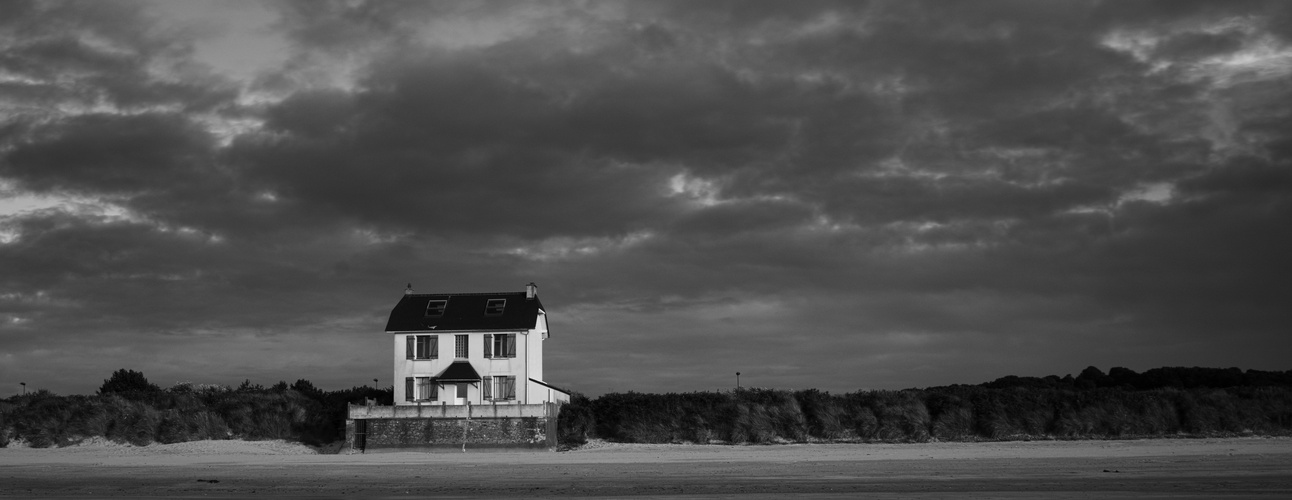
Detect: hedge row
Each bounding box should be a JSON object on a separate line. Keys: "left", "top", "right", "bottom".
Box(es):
{"left": 558, "top": 385, "right": 1292, "bottom": 446}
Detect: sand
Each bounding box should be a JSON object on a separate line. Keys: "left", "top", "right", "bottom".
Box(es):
{"left": 2, "top": 437, "right": 1291, "bottom": 498}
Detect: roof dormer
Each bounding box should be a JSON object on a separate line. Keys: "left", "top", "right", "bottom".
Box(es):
{"left": 425, "top": 299, "right": 447, "bottom": 317}
{"left": 484, "top": 298, "right": 506, "bottom": 316}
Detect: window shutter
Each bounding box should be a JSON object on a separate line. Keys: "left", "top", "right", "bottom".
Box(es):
{"left": 406, "top": 336, "right": 414, "bottom": 360}
{"left": 504, "top": 376, "right": 516, "bottom": 400}
{"left": 404, "top": 377, "right": 414, "bottom": 402}
{"left": 429, "top": 378, "right": 437, "bottom": 401}
{"left": 430, "top": 336, "right": 438, "bottom": 359}
{"left": 483, "top": 334, "right": 492, "bottom": 358}
{"left": 482, "top": 376, "right": 492, "bottom": 400}
{"left": 505, "top": 334, "right": 516, "bottom": 358}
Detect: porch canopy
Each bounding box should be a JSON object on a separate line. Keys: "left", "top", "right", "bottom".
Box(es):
{"left": 436, "top": 361, "right": 481, "bottom": 383}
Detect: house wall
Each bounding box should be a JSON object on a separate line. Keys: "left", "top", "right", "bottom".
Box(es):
{"left": 391, "top": 330, "right": 536, "bottom": 405}
{"left": 527, "top": 313, "right": 546, "bottom": 403}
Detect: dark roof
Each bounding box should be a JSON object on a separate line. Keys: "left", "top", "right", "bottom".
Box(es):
{"left": 528, "top": 378, "right": 572, "bottom": 396}
{"left": 436, "top": 361, "right": 481, "bottom": 382}
{"left": 385, "top": 291, "right": 545, "bottom": 332}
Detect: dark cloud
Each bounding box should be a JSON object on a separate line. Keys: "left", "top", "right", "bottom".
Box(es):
{"left": 3, "top": 113, "right": 217, "bottom": 194}
{"left": 2, "top": 1, "right": 1291, "bottom": 396}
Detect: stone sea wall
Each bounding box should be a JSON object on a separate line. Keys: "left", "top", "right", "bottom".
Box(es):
{"left": 345, "top": 412, "right": 558, "bottom": 452}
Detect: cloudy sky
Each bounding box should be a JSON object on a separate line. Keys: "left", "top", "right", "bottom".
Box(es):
{"left": 2, "top": 1, "right": 1290, "bottom": 397}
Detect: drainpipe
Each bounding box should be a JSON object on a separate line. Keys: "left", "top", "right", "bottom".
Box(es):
{"left": 524, "top": 331, "right": 529, "bottom": 405}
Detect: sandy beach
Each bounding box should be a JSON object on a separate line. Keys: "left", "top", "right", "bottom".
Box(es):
{"left": 2, "top": 437, "right": 1291, "bottom": 498}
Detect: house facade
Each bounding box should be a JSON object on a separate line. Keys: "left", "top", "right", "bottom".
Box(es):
{"left": 385, "top": 282, "right": 569, "bottom": 406}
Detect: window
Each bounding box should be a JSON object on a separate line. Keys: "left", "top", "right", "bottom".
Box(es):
{"left": 483, "top": 376, "right": 516, "bottom": 401}
{"left": 455, "top": 335, "right": 468, "bottom": 358}
{"left": 499, "top": 376, "right": 515, "bottom": 400}
{"left": 484, "top": 298, "right": 506, "bottom": 316}
{"left": 425, "top": 299, "right": 447, "bottom": 317}
{"left": 483, "top": 334, "right": 517, "bottom": 358}
{"left": 407, "top": 377, "right": 436, "bottom": 402}
{"left": 418, "top": 377, "right": 435, "bottom": 401}
{"left": 407, "top": 335, "right": 437, "bottom": 360}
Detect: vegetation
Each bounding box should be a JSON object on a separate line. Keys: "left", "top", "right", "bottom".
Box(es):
{"left": 556, "top": 366, "right": 1292, "bottom": 446}
{"left": 0, "top": 375, "right": 390, "bottom": 448}
{"left": 4, "top": 366, "right": 1289, "bottom": 448}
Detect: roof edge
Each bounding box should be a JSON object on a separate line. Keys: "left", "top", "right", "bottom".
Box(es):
{"left": 529, "top": 378, "right": 572, "bottom": 395}
{"left": 386, "top": 328, "right": 534, "bottom": 334}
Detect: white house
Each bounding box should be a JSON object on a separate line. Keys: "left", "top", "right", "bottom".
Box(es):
{"left": 385, "top": 282, "right": 570, "bottom": 406}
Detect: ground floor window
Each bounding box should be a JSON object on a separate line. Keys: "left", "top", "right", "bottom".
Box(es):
{"left": 406, "top": 377, "right": 436, "bottom": 401}
{"left": 418, "top": 377, "right": 435, "bottom": 401}
{"left": 482, "top": 375, "right": 516, "bottom": 401}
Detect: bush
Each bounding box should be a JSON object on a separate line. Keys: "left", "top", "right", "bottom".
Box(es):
{"left": 557, "top": 393, "right": 595, "bottom": 446}
{"left": 99, "top": 369, "right": 161, "bottom": 397}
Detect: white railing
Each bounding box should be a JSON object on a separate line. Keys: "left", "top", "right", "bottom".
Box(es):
{"left": 348, "top": 402, "right": 555, "bottom": 419}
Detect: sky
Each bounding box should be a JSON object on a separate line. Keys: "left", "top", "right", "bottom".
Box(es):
{"left": 2, "top": 0, "right": 1291, "bottom": 397}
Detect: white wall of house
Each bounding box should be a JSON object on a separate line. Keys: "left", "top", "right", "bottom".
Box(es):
{"left": 526, "top": 312, "right": 548, "bottom": 403}
{"left": 391, "top": 329, "right": 540, "bottom": 406}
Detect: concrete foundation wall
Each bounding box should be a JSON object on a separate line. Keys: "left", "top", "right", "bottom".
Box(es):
{"left": 350, "top": 403, "right": 550, "bottom": 419}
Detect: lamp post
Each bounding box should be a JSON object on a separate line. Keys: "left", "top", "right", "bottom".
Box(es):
{"left": 736, "top": 372, "right": 741, "bottom": 389}
{"left": 20, "top": 382, "right": 26, "bottom": 395}
{"left": 373, "top": 378, "right": 378, "bottom": 388}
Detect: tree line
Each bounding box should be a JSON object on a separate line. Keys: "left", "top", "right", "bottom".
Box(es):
{"left": 556, "top": 366, "right": 1292, "bottom": 446}
{"left": 0, "top": 369, "right": 390, "bottom": 448}
{"left": 3, "top": 366, "right": 1289, "bottom": 448}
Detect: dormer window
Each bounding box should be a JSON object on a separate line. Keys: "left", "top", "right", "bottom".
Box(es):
{"left": 425, "top": 300, "right": 447, "bottom": 317}
{"left": 484, "top": 298, "right": 506, "bottom": 316}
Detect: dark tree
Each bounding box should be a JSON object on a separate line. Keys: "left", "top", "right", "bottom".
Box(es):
{"left": 291, "top": 379, "right": 323, "bottom": 400}
{"left": 1107, "top": 366, "right": 1141, "bottom": 388}
{"left": 1075, "top": 366, "right": 1109, "bottom": 389}
{"left": 98, "top": 369, "right": 160, "bottom": 395}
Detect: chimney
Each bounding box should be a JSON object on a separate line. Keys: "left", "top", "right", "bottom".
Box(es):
{"left": 404, "top": 283, "right": 414, "bottom": 295}
{"left": 525, "top": 282, "right": 537, "bottom": 300}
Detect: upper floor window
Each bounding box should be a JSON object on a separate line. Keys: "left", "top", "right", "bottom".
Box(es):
{"left": 455, "top": 334, "right": 468, "bottom": 358}
{"left": 484, "top": 298, "right": 506, "bottom": 316}
{"left": 483, "top": 333, "right": 517, "bottom": 358}
{"left": 425, "top": 300, "right": 447, "bottom": 317}
{"left": 406, "top": 335, "right": 437, "bottom": 360}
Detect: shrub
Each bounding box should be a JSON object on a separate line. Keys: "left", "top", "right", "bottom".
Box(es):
{"left": 557, "top": 393, "right": 595, "bottom": 446}
{"left": 99, "top": 369, "right": 162, "bottom": 397}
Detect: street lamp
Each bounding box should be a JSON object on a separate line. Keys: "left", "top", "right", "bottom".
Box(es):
{"left": 20, "top": 382, "right": 26, "bottom": 395}
{"left": 736, "top": 372, "right": 741, "bottom": 388}
{"left": 373, "top": 378, "right": 378, "bottom": 388}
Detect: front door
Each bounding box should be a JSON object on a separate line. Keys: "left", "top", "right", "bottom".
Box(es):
{"left": 454, "top": 383, "right": 468, "bottom": 405}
